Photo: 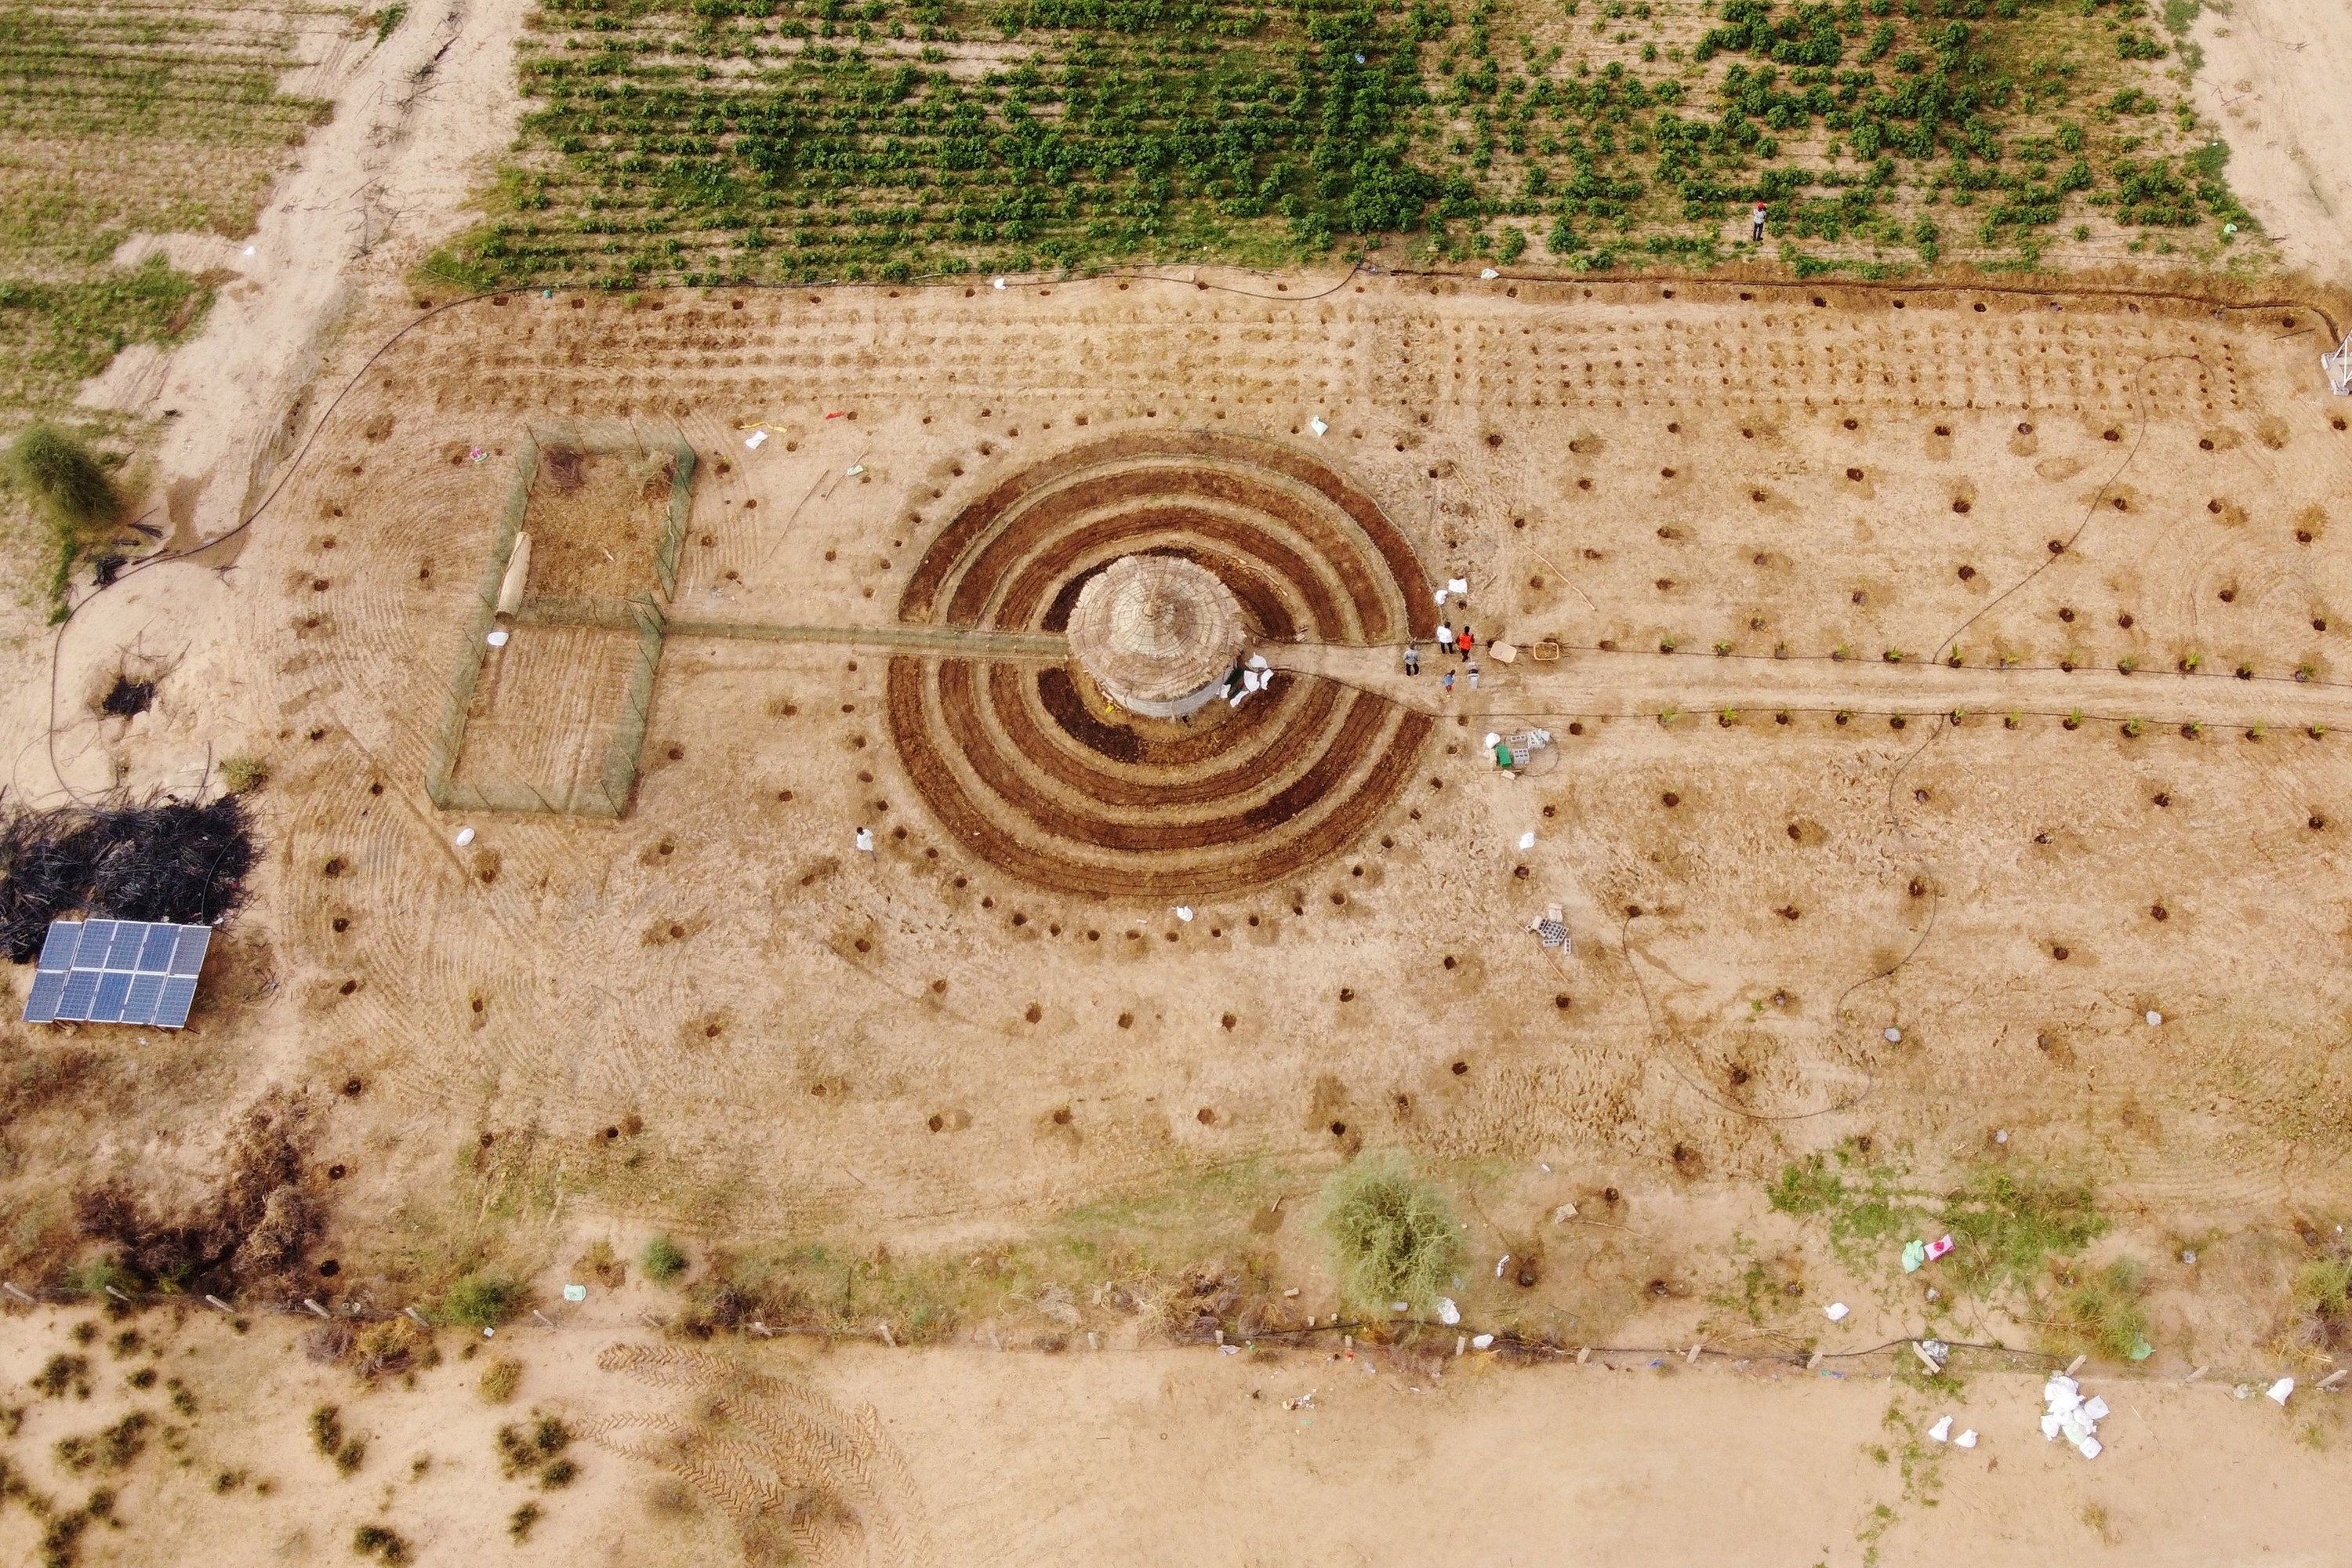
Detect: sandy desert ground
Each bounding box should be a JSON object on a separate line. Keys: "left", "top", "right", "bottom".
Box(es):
{"left": 5, "top": 2, "right": 2352, "bottom": 1565}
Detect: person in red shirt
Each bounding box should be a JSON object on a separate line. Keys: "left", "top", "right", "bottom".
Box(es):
{"left": 1456, "top": 626, "right": 1475, "bottom": 661}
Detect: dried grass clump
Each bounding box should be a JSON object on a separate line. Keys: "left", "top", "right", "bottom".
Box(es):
{"left": 477, "top": 1356, "right": 522, "bottom": 1405}
{"left": 1319, "top": 1156, "right": 1462, "bottom": 1313}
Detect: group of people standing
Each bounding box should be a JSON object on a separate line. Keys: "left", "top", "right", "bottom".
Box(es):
{"left": 1403, "top": 620, "right": 1479, "bottom": 691}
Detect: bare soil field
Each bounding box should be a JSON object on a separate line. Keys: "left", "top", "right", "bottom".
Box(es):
{"left": 5, "top": 262, "right": 2352, "bottom": 1562}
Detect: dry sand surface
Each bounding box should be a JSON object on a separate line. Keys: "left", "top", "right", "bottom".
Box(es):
{"left": 2191, "top": 0, "right": 2352, "bottom": 288}
{"left": 8, "top": 264, "right": 2352, "bottom": 1559}
{"left": 0, "top": 1304, "right": 2343, "bottom": 1567}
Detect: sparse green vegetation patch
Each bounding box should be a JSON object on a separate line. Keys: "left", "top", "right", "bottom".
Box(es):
{"left": 437, "top": 0, "right": 2253, "bottom": 289}
{"left": 0, "top": 1, "right": 329, "bottom": 417}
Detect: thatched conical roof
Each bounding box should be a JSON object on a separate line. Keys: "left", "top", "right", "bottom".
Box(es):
{"left": 1067, "top": 554, "right": 1246, "bottom": 707}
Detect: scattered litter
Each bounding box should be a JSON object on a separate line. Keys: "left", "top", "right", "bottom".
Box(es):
{"left": 1530, "top": 906, "right": 1570, "bottom": 949}
{"left": 854, "top": 827, "right": 875, "bottom": 852}
{"left": 1434, "top": 588, "right": 1449, "bottom": 606}
{"left": 745, "top": 430, "right": 768, "bottom": 449}
{"left": 2181, "top": 1250, "right": 2196, "bottom": 1264}
{"left": 2129, "top": 1338, "right": 2153, "bottom": 1361}
{"left": 562, "top": 1284, "right": 586, "bottom": 1303}
{"left": 1925, "top": 1235, "right": 1955, "bottom": 1262}
{"left": 483, "top": 1327, "right": 495, "bottom": 1338}
{"left": 1472, "top": 1334, "right": 1494, "bottom": 1350}
{"left": 993, "top": 277, "right": 1007, "bottom": 289}
{"left": 1884, "top": 1026, "right": 1903, "bottom": 1044}
{"left": 825, "top": 410, "right": 848, "bottom": 419}
{"left": 2223, "top": 223, "right": 2238, "bottom": 235}
{"left": 2042, "top": 1373, "right": 2107, "bottom": 1457}
{"left": 1174, "top": 906, "right": 1193, "bottom": 921}
{"left": 1392, "top": 1301, "right": 1410, "bottom": 1314}
{"left": 1491, "top": 641, "right": 1518, "bottom": 663}
{"left": 1550, "top": 1202, "right": 1577, "bottom": 1225}
{"left": 455, "top": 827, "right": 476, "bottom": 848}
{"left": 1479, "top": 268, "right": 1500, "bottom": 280}
{"left": 1248, "top": 653, "right": 1270, "bottom": 672}
{"left": 1955, "top": 1429, "right": 1977, "bottom": 1449}
{"left": 1437, "top": 1298, "right": 1461, "bottom": 1326}
{"left": 1517, "top": 832, "right": 1537, "bottom": 851}
{"left": 845, "top": 463, "right": 866, "bottom": 477}
{"left": 1309, "top": 416, "right": 1329, "bottom": 437}
{"left": 1447, "top": 578, "right": 1470, "bottom": 597}
{"left": 1494, "top": 1254, "right": 1510, "bottom": 1278}
{"left": 1994, "top": 1129, "right": 2009, "bottom": 1144}
{"left": 1925, "top": 1288, "right": 1940, "bottom": 1303}
{"left": 2267, "top": 1377, "right": 2295, "bottom": 1406}
{"left": 1928, "top": 1416, "right": 1952, "bottom": 1443}
{"left": 1913, "top": 1339, "right": 1949, "bottom": 1374}
{"left": 243, "top": 245, "right": 256, "bottom": 258}
{"left": 1484, "top": 731, "right": 1501, "bottom": 748}
{"left": 1824, "top": 1302, "right": 1849, "bottom": 1322}
{"left": 1901, "top": 1239, "right": 1929, "bottom": 1272}
{"left": 2234, "top": 1384, "right": 2252, "bottom": 1400}
{"left": 469, "top": 446, "right": 488, "bottom": 463}
{"left": 1221, "top": 1343, "right": 1240, "bottom": 1355}
{"left": 2318, "top": 1370, "right": 2349, "bottom": 1391}
{"left": 2146, "top": 1010, "right": 2162, "bottom": 1026}
{"left": 485, "top": 629, "right": 510, "bottom": 648}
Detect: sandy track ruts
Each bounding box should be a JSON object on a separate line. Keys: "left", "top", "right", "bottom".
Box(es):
{"left": 591, "top": 1343, "right": 931, "bottom": 1568}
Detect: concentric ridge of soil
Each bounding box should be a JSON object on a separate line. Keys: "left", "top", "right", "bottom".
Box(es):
{"left": 889, "top": 432, "right": 1436, "bottom": 898}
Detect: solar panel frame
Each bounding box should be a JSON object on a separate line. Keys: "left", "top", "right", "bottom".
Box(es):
{"left": 20, "top": 917, "right": 213, "bottom": 1029}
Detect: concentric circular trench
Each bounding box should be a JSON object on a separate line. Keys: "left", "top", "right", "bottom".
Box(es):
{"left": 888, "top": 432, "right": 1437, "bottom": 899}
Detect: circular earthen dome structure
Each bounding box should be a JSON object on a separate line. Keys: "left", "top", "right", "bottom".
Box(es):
{"left": 1065, "top": 554, "right": 1247, "bottom": 718}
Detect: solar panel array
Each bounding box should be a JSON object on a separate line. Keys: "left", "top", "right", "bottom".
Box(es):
{"left": 21, "top": 919, "right": 211, "bottom": 1029}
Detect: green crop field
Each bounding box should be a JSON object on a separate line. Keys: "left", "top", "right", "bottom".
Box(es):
{"left": 428, "top": 0, "right": 2256, "bottom": 292}
{"left": 0, "top": 0, "right": 333, "bottom": 417}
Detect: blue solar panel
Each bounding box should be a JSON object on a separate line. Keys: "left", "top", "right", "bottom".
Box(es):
{"left": 106, "top": 923, "right": 149, "bottom": 970}
{"left": 21, "top": 918, "right": 212, "bottom": 1029}
{"left": 154, "top": 976, "right": 199, "bottom": 1029}
{"left": 23, "top": 969, "right": 66, "bottom": 1024}
{"left": 169, "top": 926, "right": 211, "bottom": 976}
{"left": 122, "top": 972, "right": 165, "bottom": 1024}
{"left": 55, "top": 968, "right": 101, "bottom": 1019}
{"left": 138, "top": 924, "right": 178, "bottom": 972}
{"left": 89, "top": 970, "right": 132, "bottom": 1023}
{"left": 35, "top": 922, "right": 81, "bottom": 971}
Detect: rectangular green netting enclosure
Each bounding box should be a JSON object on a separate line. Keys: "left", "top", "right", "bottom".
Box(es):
{"left": 424, "top": 426, "right": 696, "bottom": 818}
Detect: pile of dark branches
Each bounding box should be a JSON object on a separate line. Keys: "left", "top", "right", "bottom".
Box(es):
{"left": 0, "top": 794, "right": 256, "bottom": 962}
